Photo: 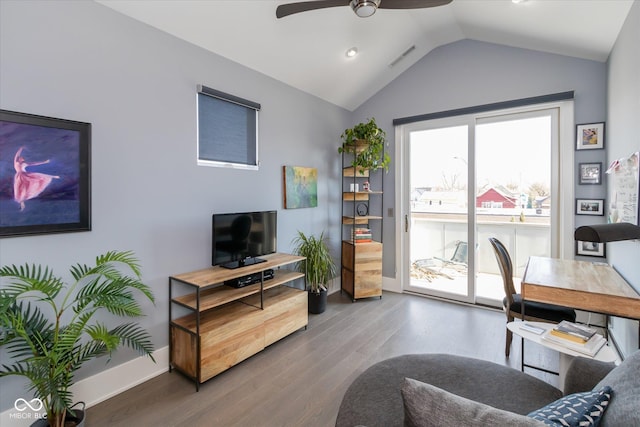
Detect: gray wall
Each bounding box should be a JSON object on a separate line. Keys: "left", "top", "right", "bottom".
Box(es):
{"left": 0, "top": 0, "right": 347, "bottom": 411}
{"left": 1, "top": 0, "right": 635, "bottom": 413}
{"left": 352, "top": 39, "right": 608, "bottom": 277}
{"left": 606, "top": 0, "right": 640, "bottom": 358}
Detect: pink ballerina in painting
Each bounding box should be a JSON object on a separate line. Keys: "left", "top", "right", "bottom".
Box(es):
{"left": 13, "top": 146, "right": 60, "bottom": 211}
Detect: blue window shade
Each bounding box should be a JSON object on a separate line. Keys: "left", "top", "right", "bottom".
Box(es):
{"left": 197, "top": 86, "right": 260, "bottom": 169}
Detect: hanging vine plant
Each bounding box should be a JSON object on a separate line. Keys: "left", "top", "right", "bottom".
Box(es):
{"left": 338, "top": 117, "right": 390, "bottom": 174}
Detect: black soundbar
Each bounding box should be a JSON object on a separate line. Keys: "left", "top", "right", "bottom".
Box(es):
{"left": 225, "top": 269, "right": 275, "bottom": 288}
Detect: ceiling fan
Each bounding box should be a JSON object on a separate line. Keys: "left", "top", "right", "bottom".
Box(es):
{"left": 276, "top": 0, "right": 453, "bottom": 19}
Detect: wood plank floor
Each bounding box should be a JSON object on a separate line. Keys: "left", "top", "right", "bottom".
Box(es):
{"left": 87, "top": 291, "right": 559, "bottom": 427}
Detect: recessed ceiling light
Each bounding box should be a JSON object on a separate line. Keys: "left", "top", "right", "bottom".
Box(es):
{"left": 346, "top": 47, "right": 358, "bottom": 58}
{"left": 512, "top": 0, "right": 527, "bottom": 3}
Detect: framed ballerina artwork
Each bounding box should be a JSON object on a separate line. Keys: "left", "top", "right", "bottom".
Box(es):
{"left": 0, "top": 110, "right": 91, "bottom": 237}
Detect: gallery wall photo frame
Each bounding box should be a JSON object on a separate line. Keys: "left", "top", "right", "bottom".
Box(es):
{"left": 0, "top": 109, "right": 91, "bottom": 237}
{"left": 578, "top": 162, "right": 602, "bottom": 185}
{"left": 576, "top": 122, "right": 605, "bottom": 150}
{"left": 575, "top": 240, "right": 606, "bottom": 258}
{"left": 576, "top": 198, "right": 605, "bottom": 216}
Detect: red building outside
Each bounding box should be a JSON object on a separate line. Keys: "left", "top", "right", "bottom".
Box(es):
{"left": 476, "top": 186, "right": 518, "bottom": 209}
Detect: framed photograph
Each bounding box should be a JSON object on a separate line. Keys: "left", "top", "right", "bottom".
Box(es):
{"left": 283, "top": 165, "right": 317, "bottom": 209}
{"left": 576, "top": 199, "right": 605, "bottom": 216}
{"left": 578, "top": 162, "right": 602, "bottom": 185}
{"left": 576, "top": 122, "right": 605, "bottom": 150}
{"left": 0, "top": 110, "right": 91, "bottom": 237}
{"left": 576, "top": 240, "right": 606, "bottom": 258}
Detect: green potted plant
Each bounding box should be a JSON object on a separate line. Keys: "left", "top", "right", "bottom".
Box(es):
{"left": 339, "top": 117, "right": 391, "bottom": 174}
{"left": 0, "top": 250, "right": 156, "bottom": 427}
{"left": 291, "top": 231, "right": 337, "bottom": 314}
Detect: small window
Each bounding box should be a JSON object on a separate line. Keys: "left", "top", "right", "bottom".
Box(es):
{"left": 197, "top": 85, "right": 260, "bottom": 170}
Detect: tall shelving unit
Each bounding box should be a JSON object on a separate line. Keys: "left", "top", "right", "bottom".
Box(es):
{"left": 341, "top": 140, "right": 383, "bottom": 302}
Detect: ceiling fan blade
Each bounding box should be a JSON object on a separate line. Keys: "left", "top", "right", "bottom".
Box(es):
{"left": 378, "top": 0, "right": 452, "bottom": 9}
{"left": 276, "top": 0, "right": 350, "bottom": 19}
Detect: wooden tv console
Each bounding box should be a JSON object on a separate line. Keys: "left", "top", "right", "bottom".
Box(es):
{"left": 169, "top": 253, "right": 307, "bottom": 390}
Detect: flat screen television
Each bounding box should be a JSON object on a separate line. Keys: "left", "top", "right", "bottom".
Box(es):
{"left": 212, "top": 210, "right": 277, "bottom": 269}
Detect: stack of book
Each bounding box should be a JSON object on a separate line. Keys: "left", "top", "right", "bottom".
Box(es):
{"left": 352, "top": 228, "right": 372, "bottom": 243}
{"left": 541, "top": 320, "right": 606, "bottom": 357}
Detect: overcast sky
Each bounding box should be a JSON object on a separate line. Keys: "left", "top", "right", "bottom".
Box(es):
{"left": 410, "top": 115, "right": 551, "bottom": 193}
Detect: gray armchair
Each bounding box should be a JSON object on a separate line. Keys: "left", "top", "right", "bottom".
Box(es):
{"left": 336, "top": 350, "right": 640, "bottom": 427}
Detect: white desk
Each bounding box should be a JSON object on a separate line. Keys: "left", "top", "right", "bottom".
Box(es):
{"left": 507, "top": 321, "right": 619, "bottom": 389}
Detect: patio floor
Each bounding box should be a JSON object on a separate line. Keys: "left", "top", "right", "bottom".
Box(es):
{"left": 410, "top": 267, "right": 521, "bottom": 303}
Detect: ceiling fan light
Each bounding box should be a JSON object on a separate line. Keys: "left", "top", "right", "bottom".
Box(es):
{"left": 350, "top": 0, "right": 380, "bottom": 18}
{"left": 355, "top": 5, "right": 376, "bottom": 17}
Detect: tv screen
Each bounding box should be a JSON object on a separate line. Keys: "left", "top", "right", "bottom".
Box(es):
{"left": 212, "top": 210, "right": 277, "bottom": 269}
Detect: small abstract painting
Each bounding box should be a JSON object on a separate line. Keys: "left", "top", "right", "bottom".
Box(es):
{"left": 283, "top": 166, "right": 317, "bottom": 209}
{"left": 0, "top": 110, "right": 91, "bottom": 237}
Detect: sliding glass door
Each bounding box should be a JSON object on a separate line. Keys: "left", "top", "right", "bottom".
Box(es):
{"left": 474, "top": 111, "right": 555, "bottom": 305}
{"left": 405, "top": 120, "right": 473, "bottom": 302}
{"left": 401, "top": 104, "right": 567, "bottom": 306}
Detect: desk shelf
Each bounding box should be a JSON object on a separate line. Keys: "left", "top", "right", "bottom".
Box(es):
{"left": 507, "top": 321, "right": 619, "bottom": 389}
{"left": 508, "top": 321, "right": 617, "bottom": 362}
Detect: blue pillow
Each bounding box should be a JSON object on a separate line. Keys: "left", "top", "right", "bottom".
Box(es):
{"left": 527, "top": 386, "right": 612, "bottom": 427}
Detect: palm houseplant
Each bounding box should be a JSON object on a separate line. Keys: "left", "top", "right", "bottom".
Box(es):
{"left": 292, "top": 231, "right": 337, "bottom": 314}
{"left": 339, "top": 117, "right": 391, "bottom": 174}
{"left": 0, "top": 250, "right": 156, "bottom": 427}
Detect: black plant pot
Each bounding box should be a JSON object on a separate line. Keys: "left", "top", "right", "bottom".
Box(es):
{"left": 308, "top": 289, "right": 327, "bottom": 314}
{"left": 31, "top": 402, "right": 85, "bottom": 427}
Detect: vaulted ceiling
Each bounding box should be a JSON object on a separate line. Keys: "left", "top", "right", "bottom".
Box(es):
{"left": 96, "top": 0, "right": 634, "bottom": 111}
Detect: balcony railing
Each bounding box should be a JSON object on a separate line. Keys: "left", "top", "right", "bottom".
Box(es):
{"left": 410, "top": 209, "right": 551, "bottom": 301}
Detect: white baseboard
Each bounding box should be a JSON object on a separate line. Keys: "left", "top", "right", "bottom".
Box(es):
{"left": 383, "top": 275, "right": 402, "bottom": 293}
{"left": 70, "top": 345, "right": 169, "bottom": 407}
{"left": 1, "top": 346, "right": 168, "bottom": 426}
